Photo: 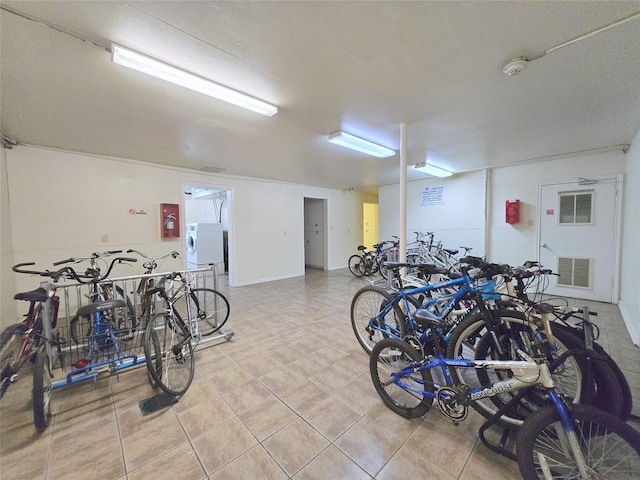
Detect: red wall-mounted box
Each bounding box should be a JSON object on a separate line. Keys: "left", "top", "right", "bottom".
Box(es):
{"left": 505, "top": 199, "right": 520, "bottom": 224}
{"left": 161, "top": 203, "right": 180, "bottom": 238}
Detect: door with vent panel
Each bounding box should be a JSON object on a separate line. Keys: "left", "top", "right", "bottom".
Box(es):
{"left": 538, "top": 178, "right": 618, "bottom": 303}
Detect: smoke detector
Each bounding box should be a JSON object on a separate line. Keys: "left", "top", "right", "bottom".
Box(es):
{"left": 503, "top": 57, "right": 529, "bottom": 76}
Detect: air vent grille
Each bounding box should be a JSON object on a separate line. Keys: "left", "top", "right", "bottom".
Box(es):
{"left": 197, "top": 165, "right": 226, "bottom": 174}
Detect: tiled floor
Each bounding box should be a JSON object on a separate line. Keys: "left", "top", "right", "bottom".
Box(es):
{"left": 1, "top": 268, "right": 639, "bottom": 479}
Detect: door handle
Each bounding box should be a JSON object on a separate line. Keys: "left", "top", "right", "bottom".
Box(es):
{"left": 542, "top": 243, "right": 548, "bottom": 248}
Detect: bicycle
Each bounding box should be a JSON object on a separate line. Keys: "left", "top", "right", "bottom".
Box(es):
{"left": 369, "top": 302, "right": 640, "bottom": 479}
{"left": 143, "top": 271, "right": 230, "bottom": 395}
{"left": 0, "top": 264, "right": 71, "bottom": 399}
{"left": 61, "top": 251, "right": 137, "bottom": 346}
{"left": 348, "top": 238, "right": 398, "bottom": 278}
{"left": 351, "top": 259, "right": 587, "bottom": 426}
{"left": 125, "top": 249, "right": 180, "bottom": 329}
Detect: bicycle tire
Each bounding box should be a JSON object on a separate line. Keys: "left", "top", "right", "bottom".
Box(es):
{"left": 445, "top": 309, "right": 583, "bottom": 427}
{"left": 33, "top": 349, "right": 53, "bottom": 430}
{"left": 0, "top": 323, "right": 27, "bottom": 398}
{"left": 516, "top": 403, "right": 640, "bottom": 480}
{"left": 350, "top": 286, "right": 406, "bottom": 354}
{"left": 550, "top": 326, "right": 624, "bottom": 419}
{"left": 370, "top": 337, "right": 433, "bottom": 418}
{"left": 348, "top": 255, "right": 365, "bottom": 277}
{"left": 145, "top": 327, "right": 162, "bottom": 388}
{"left": 173, "top": 288, "right": 230, "bottom": 336}
{"left": 144, "top": 313, "right": 194, "bottom": 396}
{"left": 552, "top": 323, "right": 632, "bottom": 421}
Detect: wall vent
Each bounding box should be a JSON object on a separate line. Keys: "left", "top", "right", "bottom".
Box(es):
{"left": 557, "top": 257, "right": 591, "bottom": 288}
{"left": 197, "top": 165, "right": 226, "bottom": 174}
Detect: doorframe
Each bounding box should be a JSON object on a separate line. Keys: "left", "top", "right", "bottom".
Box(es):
{"left": 181, "top": 181, "right": 235, "bottom": 286}
{"left": 303, "top": 196, "right": 329, "bottom": 270}
{"left": 536, "top": 174, "right": 623, "bottom": 303}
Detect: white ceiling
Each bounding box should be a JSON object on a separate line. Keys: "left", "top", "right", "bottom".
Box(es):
{"left": 2, "top": 1, "right": 639, "bottom": 191}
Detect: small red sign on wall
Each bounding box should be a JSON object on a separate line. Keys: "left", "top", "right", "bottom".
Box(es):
{"left": 547, "top": 209, "right": 554, "bottom": 215}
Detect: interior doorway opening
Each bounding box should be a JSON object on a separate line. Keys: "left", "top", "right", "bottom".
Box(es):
{"left": 303, "top": 197, "right": 328, "bottom": 270}
{"left": 363, "top": 202, "right": 379, "bottom": 249}
{"left": 182, "top": 182, "right": 232, "bottom": 283}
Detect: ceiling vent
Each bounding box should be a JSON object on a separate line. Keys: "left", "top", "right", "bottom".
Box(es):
{"left": 197, "top": 165, "right": 226, "bottom": 174}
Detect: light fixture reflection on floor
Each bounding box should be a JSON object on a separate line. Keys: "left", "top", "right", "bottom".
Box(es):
{"left": 111, "top": 44, "right": 278, "bottom": 117}
{"left": 414, "top": 162, "right": 452, "bottom": 177}
{"left": 328, "top": 131, "right": 395, "bottom": 158}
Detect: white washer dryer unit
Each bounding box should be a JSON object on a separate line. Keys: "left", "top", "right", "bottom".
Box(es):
{"left": 185, "top": 223, "right": 224, "bottom": 266}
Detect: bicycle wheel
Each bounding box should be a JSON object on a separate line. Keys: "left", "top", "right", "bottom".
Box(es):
{"left": 33, "top": 349, "right": 53, "bottom": 430}
{"left": 350, "top": 286, "right": 406, "bottom": 354}
{"left": 144, "top": 313, "right": 194, "bottom": 396}
{"left": 553, "top": 323, "right": 632, "bottom": 421}
{"left": 173, "top": 288, "right": 230, "bottom": 336}
{"left": 370, "top": 337, "right": 433, "bottom": 418}
{"left": 0, "top": 323, "right": 27, "bottom": 398}
{"left": 348, "top": 255, "right": 365, "bottom": 277}
{"left": 445, "top": 309, "right": 583, "bottom": 427}
{"left": 517, "top": 403, "right": 640, "bottom": 480}
{"left": 145, "top": 327, "right": 162, "bottom": 388}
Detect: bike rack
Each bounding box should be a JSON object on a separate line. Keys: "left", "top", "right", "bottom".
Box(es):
{"left": 40, "top": 264, "right": 233, "bottom": 390}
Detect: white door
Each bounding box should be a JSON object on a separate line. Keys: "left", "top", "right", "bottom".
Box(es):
{"left": 539, "top": 178, "right": 619, "bottom": 303}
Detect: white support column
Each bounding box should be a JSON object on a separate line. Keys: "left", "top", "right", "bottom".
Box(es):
{"left": 399, "top": 123, "right": 407, "bottom": 263}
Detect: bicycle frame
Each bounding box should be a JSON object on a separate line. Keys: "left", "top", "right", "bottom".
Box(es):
{"left": 368, "top": 273, "right": 489, "bottom": 345}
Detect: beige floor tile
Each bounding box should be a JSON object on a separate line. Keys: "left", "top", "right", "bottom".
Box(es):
{"left": 220, "top": 378, "right": 273, "bottom": 414}
{"left": 258, "top": 365, "right": 306, "bottom": 395}
{"left": 238, "top": 397, "right": 297, "bottom": 441}
{"left": 236, "top": 352, "right": 284, "bottom": 377}
{"left": 302, "top": 396, "right": 361, "bottom": 441}
{"left": 293, "top": 445, "right": 372, "bottom": 480}
{"left": 127, "top": 442, "right": 206, "bottom": 480}
{"left": 332, "top": 374, "right": 384, "bottom": 416}
{"left": 277, "top": 378, "right": 331, "bottom": 414}
{"left": 192, "top": 417, "right": 258, "bottom": 474}
{"left": 207, "top": 445, "right": 288, "bottom": 480}
{"left": 377, "top": 445, "right": 456, "bottom": 480}
{"left": 405, "top": 418, "right": 477, "bottom": 477}
{"left": 262, "top": 418, "right": 330, "bottom": 476}
{"left": 334, "top": 419, "right": 402, "bottom": 477}
{"left": 359, "top": 403, "right": 424, "bottom": 441}
{"left": 176, "top": 391, "right": 235, "bottom": 438}
{"left": 459, "top": 442, "right": 522, "bottom": 480}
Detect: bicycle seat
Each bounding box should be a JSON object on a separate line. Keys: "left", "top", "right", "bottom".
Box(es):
{"left": 443, "top": 248, "right": 458, "bottom": 255}
{"left": 14, "top": 287, "right": 48, "bottom": 303}
{"left": 75, "top": 298, "right": 126, "bottom": 317}
{"left": 357, "top": 245, "right": 367, "bottom": 251}
{"left": 414, "top": 308, "right": 445, "bottom": 328}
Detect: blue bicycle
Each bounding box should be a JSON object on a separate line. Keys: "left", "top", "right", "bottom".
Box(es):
{"left": 369, "top": 302, "right": 640, "bottom": 479}
{"left": 348, "top": 238, "right": 399, "bottom": 278}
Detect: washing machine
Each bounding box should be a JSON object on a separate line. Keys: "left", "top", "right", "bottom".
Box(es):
{"left": 186, "top": 223, "right": 224, "bottom": 267}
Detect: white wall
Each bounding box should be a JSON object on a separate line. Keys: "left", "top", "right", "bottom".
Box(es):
{"left": 488, "top": 151, "right": 626, "bottom": 265}
{"left": 2, "top": 145, "right": 368, "bottom": 327}
{"left": 379, "top": 170, "right": 487, "bottom": 256}
{"left": 620, "top": 130, "right": 640, "bottom": 344}
{"left": 1, "top": 146, "right": 16, "bottom": 326}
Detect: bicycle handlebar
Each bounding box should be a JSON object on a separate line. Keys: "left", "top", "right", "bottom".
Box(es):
{"left": 13, "top": 262, "right": 87, "bottom": 283}
{"left": 52, "top": 250, "right": 124, "bottom": 266}
{"left": 126, "top": 249, "right": 180, "bottom": 260}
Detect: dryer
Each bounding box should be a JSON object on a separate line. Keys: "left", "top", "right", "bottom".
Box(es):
{"left": 186, "top": 223, "right": 224, "bottom": 266}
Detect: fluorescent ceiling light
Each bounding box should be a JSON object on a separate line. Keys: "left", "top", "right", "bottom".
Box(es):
{"left": 414, "top": 162, "right": 452, "bottom": 177}
{"left": 111, "top": 44, "right": 278, "bottom": 117}
{"left": 328, "top": 131, "right": 395, "bottom": 158}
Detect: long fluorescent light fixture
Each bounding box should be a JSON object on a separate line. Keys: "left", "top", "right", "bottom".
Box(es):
{"left": 328, "top": 131, "right": 395, "bottom": 158}
{"left": 111, "top": 44, "right": 278, "bottom": 117}
{"left": 414, "top": 162, "right": 452, "bottom": 177}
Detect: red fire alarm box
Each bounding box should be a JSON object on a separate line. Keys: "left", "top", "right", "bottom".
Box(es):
{"left": 161, "top": 203, "right": 180, "bottom": 238}
{"left": 505, "top": 199, "right": 520, "bottom": 224}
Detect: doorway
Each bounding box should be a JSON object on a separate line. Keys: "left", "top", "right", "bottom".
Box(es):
{"left": 538, "top": 177, "right": 620, "bottom": 303}
{"left": 303, "top": 197, "right": 327, "bottom": 269}
{"left": 182, "top": 182, "right": 232, "bottom": 282}
{"left": 363, "top": 202, "right": 379, "bottom": 249}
